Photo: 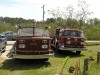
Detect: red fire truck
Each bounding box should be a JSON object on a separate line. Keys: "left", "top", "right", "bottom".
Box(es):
{"left": 51, "top": 28, "right": 86, "bottom": 54}
{"left": 9, "top": 26, "right": 53, "bottom": 61}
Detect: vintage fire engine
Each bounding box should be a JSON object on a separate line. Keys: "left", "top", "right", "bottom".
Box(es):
{"left": 10, "top": 26, "right": 53, "bottom": 60}
{"left": 51, "top": 28, "right": 86, "bottom": 54}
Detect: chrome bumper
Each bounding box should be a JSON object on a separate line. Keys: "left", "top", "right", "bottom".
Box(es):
{"left": 13, "top": 53, "right": 54, "bottom": 59}
{"left": 59, "top": 47, "right": 87, "bottom": 51}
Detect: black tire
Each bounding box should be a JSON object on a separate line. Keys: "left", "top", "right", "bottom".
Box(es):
{"left": 76, "top": 51, "right": 81, "bottom": 55}
{"left": 14, "top": 58, "right": 21, "bottom": 61}
{"left": 42, "top": 58, "right": 49, "bottom": 61}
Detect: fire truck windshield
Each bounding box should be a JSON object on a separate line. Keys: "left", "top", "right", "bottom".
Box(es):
{"left": 18, "top": 28, "right": 49, "bottom": 37}
{"left": 63, "top": 30, "right": 84, "bottom": 37}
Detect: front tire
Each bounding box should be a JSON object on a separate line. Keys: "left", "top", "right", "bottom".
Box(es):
{"left": 42, "top": 58, "right": 49, "bottom": 61}
{"left": 76, "top": 51, "right": 81, "bottom": 55}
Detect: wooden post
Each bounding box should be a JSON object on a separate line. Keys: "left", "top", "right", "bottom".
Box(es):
{"left": 97, "top": 51, "right": 100, "bottom": 64}
{"left": 83, "top": 58, "right": 89, "bottom": 75}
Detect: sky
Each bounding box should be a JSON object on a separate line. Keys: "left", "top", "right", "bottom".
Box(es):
{"left": 0, "top": 0, "right": 100, "bottom": 21}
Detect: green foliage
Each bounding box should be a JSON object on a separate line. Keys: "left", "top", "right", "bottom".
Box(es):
{"left": 85, "top": 42, "right": 100, "bottom": 46}
{"left": 0, "top": 17, "right": 100, "bottom": 40}
{"left": 0, "top": 23, "right": 15, "bottom": 32}
{"left": 84, "top": 25, "right": 100, "bottom": 40}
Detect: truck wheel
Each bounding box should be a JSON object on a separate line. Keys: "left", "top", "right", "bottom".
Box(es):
{"left": 76, "top": 51, "right": 81, "bottom": 55}
{"left": 42, "top": 58, "right": 49, "bottom": 61}
{"left": 14, "top": 58, "right": 20, "bottom": 61}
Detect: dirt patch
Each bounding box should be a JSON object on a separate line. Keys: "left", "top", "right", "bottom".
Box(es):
{"left": 0, "top": 45, "right": 13, "bottom": 62}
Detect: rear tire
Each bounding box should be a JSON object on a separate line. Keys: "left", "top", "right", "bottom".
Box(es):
{"left": 76, "top": 51, "right": 81, "bottom": 55}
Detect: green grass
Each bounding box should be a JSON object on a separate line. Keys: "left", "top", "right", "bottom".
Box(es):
{"left": 85, "top": 42, "right": 100, "bottom": 46}
{"left": 0, "top": 46, "right": 100, "bottom": 75}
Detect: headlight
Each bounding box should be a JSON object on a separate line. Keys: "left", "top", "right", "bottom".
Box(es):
{"left": 67, "top": 38, "right": 70, "bottom": 40}
{"left": 19, "top": 44, "right": 25, "bottom": 48}
{"left": 81, "top": 39, "right": 84, "bottom": 41}
{"left": 42, "top": 40, "right": 48, "bottom": 43}
{"left": 81, "top": 42, "right": 84, "bottom": 45}
{"left": 41, "top": 44, "right": 48, "bottom": 48}
{"left": 61, "top": 45, "right": 64, "bottom": 48}
{"left": 75, "top": 39, "right": 77, "bottom": 41}
{"left": 66, "top": 41, "right": 71, "bottom": 44}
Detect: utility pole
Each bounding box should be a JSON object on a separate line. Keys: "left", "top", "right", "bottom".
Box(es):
{"left": 41, "top": 4, "right": 45, "bottom": 21}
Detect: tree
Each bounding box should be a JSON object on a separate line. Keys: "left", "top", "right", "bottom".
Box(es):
{"left": 64, "top": 5, "right": 74, "bottom": 19}
{"left": 48, "top": 8, "right": 66, "bottom": 27}
{"left": 64, "top": 5, "right": 77, "bottom": 28}
{"left": 48, "top": 8, "right": 63, "bottom": 19}
{"left": 46, "top": 18, "right": 56, "bottom": 23}
{"left": 76, "top": 0, "right": 92, "bottom": 29}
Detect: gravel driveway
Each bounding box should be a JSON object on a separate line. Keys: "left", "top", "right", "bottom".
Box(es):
{"left": 0, "top": 41, "right": 14, "bottom": 62}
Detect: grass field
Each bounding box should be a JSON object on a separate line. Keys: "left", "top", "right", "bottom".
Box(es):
{"left": 0, "top": 45, "right": 100, "bottom": 75}
{"left": 85, "top": 41, "right": 100, "bottom": 46}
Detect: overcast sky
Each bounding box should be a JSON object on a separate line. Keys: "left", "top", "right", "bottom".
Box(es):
{"left": 0, "top": 0, "right": 100, "bottom": 21}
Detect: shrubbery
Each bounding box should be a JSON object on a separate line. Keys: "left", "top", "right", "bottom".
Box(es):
{"left": 0, "top": 17, "right": 100, "bottom": 40}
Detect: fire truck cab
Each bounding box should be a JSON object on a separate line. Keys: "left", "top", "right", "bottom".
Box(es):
{"left": 51, "top": 28, "right": 86, "bottom": 54}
